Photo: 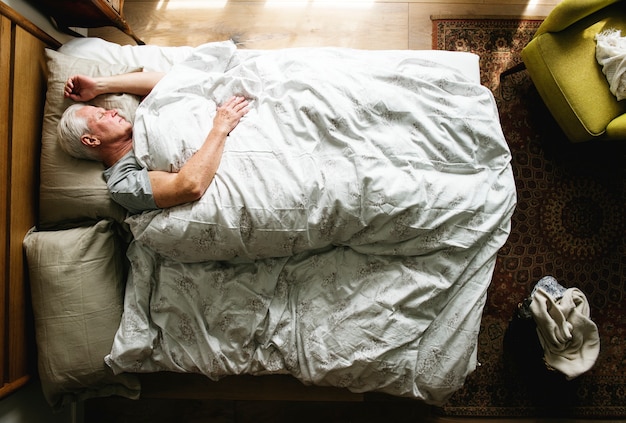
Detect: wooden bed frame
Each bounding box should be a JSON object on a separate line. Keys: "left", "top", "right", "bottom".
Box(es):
{"left": 0, "top": 2, "right": 378, "bottom": 406}
{"left": 0, "top": 1, "right": 60, "bottom": 400}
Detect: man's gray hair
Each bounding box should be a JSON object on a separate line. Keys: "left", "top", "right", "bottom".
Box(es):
{"left": 57, "top": 103, "right": 101, "bottom": 161}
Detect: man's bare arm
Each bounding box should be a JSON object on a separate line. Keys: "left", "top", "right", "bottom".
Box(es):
{"left": 64, "top": 72, "right": 166, "bottom": 102}
{"left": 148, "top": 96, "right": 250, "bottom": 209}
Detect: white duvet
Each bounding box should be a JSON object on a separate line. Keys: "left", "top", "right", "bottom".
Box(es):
{"left": 106, "top": 42, "right": 516, "bottom": 405}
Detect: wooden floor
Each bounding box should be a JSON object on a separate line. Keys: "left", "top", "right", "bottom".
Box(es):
{"left": 91, "top": 0, "right": 560, "bottom": 50}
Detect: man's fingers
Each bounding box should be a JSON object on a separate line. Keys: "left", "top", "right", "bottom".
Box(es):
{"left": 65, "top": 77, "right": 83, "bottom": 99}
{"left": 235, "top": 102, "right": 248, "bottom": 114}
{"left": 224, "top": 96, "right": 241, "bottom": 106}
{"left": 64, "top": 79, "right": 74, "bottom": 96}
{"left": 226, "top": 96, "right": 247, "bottom": 106}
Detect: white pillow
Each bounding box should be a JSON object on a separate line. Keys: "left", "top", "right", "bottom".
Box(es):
{"left": 59, "top": 37, "right": 195, "bottom": 72}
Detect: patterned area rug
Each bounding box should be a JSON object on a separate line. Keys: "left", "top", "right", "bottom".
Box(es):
{"left": 433, "top": 18, "right": 626, "bottom": 418}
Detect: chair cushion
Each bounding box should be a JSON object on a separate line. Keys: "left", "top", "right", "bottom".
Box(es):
{"left": 522, "top": 2, "right": 626, "bottom": 142}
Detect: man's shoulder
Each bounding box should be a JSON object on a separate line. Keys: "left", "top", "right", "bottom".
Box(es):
{"left": 103, "top": 150, "right": 158, "bottom": 214}
{"left": 103, "top": 151, "right": 142, "bottom": 182}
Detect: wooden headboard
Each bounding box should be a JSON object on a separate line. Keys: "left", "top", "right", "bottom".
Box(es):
{"left": 0, "top": 1, "right": 59, "bottom": 399}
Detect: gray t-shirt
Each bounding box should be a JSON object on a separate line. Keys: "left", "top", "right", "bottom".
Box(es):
{"left": 103, "top": 151, "right": 158, "bottom": 214}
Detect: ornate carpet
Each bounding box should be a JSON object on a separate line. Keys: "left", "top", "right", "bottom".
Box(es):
{"left": 432, "top": 18, "right": 626, "bottom": 418}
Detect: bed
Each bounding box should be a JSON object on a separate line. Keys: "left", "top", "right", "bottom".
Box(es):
{"left": 3, "top": 2, "right": 517, "bottom": 412}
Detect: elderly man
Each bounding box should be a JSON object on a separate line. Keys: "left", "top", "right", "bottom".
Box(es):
{"left": 58, "top": 72, "right": 249, "bottom": 213}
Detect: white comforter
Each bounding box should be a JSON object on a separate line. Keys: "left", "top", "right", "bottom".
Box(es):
{"left": 106, "top": 42, "right": 516, "bottom": 405}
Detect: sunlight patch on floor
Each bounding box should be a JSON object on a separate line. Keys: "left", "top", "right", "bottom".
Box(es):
{"left": 523, "top": 0, "right": 542, "bottom": 15}
{"left": 156, "top": 0, "right": 228, "bottom": 10}
{"left": 263, "top": 0, "right": 375, "bottom": 9}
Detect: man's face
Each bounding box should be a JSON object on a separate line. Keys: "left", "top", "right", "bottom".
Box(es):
{"left": 78, "top": 105, "right": 132, "bottom": 143}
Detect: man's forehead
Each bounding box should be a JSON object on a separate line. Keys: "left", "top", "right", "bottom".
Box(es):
{"left": 77, "top": 105, "right": 100, "bottom": 118}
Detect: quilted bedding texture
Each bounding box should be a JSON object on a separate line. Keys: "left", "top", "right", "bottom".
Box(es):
{"left": 106, "top": 42, "right": 517, "bottom": 405}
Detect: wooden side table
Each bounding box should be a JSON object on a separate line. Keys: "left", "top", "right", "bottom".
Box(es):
{"left": 39, "top": 0, "right": 144, "bottom": 45}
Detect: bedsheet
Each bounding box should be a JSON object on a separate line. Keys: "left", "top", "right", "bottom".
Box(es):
{"left": 106, "top": 42, "right": 516, "bottom": 405}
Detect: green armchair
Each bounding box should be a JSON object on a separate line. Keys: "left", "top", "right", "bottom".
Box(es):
{"left": 521, "top": 0, "right": 626, "bottom": 142}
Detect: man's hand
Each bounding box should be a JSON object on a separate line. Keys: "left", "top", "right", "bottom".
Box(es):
{"left": 64, "top": 75, "right": 100, "bottom": 102}
{"left": 212, "top": 96, "right": 250, "bottom": 136}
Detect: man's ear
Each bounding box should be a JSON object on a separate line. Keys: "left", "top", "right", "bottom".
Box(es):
{"left": 81, "top": 134, "right": 101, "bottom": 147}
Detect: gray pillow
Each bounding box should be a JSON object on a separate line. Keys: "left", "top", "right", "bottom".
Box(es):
{"left": 23, "top": 220, "right": 140, "bottom": 410}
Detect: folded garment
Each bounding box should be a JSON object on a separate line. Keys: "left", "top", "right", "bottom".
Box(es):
{"left": 529, "top": 276, "right": 600, "bottom": 380}
{"left": 595, "top": 29, "right": 626, "bottom": 101}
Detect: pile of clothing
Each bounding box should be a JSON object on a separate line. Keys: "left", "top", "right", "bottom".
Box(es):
{"left": 521, "top": 276, "right": 600, "bottom": 380}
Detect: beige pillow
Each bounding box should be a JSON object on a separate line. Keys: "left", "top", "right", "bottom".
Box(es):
{"left": 23, "top": 220, "right": 140, "bottom": 410}
{"left": 40, "top": 49, "right": 142, "bottom": 229}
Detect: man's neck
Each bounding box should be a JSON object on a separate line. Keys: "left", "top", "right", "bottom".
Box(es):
{"left": 101, "top": 139, "right": 133, "bottom": 168}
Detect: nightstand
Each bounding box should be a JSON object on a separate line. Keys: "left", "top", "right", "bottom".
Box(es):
{"left": 39, "top": 0, "right": 144, "bottom": 45}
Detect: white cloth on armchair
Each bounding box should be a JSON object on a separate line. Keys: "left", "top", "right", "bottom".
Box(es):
{"left": 595, "top": 29, "right": 626, "bottom": 101}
